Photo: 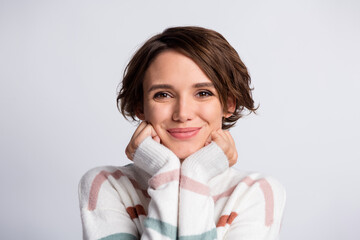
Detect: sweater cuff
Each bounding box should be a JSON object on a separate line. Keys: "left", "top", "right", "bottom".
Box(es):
{"left": 181, "top": 142, "right": 229, "bottom": 182}
{"left": 133, "top": 136, "right": 180, "bottom": 176}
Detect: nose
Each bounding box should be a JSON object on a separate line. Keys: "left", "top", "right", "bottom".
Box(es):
{"left": 172, "top": 97, "right": 194, "bottom": 122}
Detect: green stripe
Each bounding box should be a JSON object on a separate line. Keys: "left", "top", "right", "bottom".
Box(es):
{"left": 99, "top": 233, "right": 138, "bottom": 240}
{"left": 179, "top": 228, "right": 217, "bottom": 240}
{"left": 144, "top": 217, "right": 178, "bottom": 240}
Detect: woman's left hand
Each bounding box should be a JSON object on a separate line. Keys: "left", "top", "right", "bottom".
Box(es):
{"left": 205, "top": 129, "right": 238, "bottom": 167}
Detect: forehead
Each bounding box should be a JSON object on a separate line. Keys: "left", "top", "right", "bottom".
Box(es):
{"left": 143, "top": 50, "right": 213, "bottom": 90}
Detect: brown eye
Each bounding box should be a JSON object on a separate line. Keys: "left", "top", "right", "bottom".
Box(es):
{"left": 196, "top": 91, "right": 213, "bottom": 98}
{"left": 154, "top": 92, "right": 172, "bottom": 99}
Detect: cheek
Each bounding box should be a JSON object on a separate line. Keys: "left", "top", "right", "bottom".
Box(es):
{"left": 201, "top": 103, "right": 223, "bottom": 128}
{"left": 143, "top": 103, "right": 171, "bottom": 125}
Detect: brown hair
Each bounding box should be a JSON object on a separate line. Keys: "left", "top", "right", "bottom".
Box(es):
{"left": 117, "top": 26, "right": 257, "bottom": 129}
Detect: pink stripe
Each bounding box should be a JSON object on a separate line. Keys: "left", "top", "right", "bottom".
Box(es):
{"left": 88, "top": 170, "right": 124, "bottom": 211}
{"left": 149, "top": 169, "right": 180, "bottom": 189}
{"left": 180, "top": 175, "right": 210, "bottom": 196}
{"left": 242, "top": 176, "right": 256, "bottom": 186}
{"left": 212, "top": 176, "right": 274, "bottom": 226}
{"left": 87, "top": 169, "right": 150, "bottom": 210}
{"left": 242, "top": 176, "right": 274, "bottom": 226}
{"left": 258, "top": 179, "right": 274, "bottom": 226}
{"left": 212, "top": 176, "right": 254, "bottom": 202}
{"left": 213, "top": 185, "right": 237, "bottom": 202}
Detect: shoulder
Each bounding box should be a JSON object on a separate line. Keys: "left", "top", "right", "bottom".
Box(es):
{"left": 212, "top": 168, "right": 286, "bottom": 212}
{"left": 78, "top": 164, "right": 151, "bottom": 191}
{"left": 78, "top": 165, "right": 136, "bottom": 208}
{"left": 231, "top": 168, "right": 286, "bottom": 203}
{"left": 232, "top": 169, "right": 286, "bottom": 223}
{"left": 78, "top": 164, "right": 152, "bottom": 209}
{"left": 79, "top": 165, "right": 129, "bottom": 190}
{"left": 226, "top": 168, "right": 285, "bottom": 192}
{"left": 212, "top": 169, "right": 286, "bottom": 228}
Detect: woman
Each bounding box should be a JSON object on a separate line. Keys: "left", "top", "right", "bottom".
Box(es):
{"left": 79, "top": 26, "right": 286, "bottom": 240}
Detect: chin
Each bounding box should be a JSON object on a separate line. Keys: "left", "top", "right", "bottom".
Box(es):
{"left": 167, "top": 143, "right": 203, "bottom": 160}
{"left": 175, "top": 151, "right": 192, "bottom": 160}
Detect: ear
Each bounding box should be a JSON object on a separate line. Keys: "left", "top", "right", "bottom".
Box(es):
{"left": 135, "top": 106, "right": 145, "bottom": 120}
{"left": 224, "top": 96, "right": 236, "bottom": 118}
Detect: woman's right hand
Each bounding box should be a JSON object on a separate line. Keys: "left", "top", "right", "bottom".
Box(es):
{"left": 125, "top": 121, "right": 160, "bottom": 160}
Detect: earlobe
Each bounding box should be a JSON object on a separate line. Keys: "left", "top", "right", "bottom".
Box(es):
{"left": 135, "top": 106, "right": 145, "bottom": 120}
{"left": 136, "top": 112, "right": 145, "bottom": 120}
{"left": 224, "top": 97, "right": 236, "bottom": 118}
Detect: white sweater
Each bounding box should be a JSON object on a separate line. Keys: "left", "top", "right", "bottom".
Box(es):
{"left": 79, "top": 137, "right": 286, "bottom": 240}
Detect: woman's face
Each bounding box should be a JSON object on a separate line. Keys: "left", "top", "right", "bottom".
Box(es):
{"left": 139, "top": 50, "right": 233, "bottom": 159}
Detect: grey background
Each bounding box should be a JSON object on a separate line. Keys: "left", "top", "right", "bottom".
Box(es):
{"left": 1, "top": 0, "right": 359, "bottom": 239}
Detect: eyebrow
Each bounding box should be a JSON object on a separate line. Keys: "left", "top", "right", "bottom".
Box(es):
{"left": 148, "top": 84, "right": 173, "bottom": 92}
{"left": 193, "top": 82, "right": 214, "bottom": 88}
{"left": 147, "top": 82, "right": 214, "bottom": 92}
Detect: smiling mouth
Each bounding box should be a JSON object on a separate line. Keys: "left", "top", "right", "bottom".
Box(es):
{"left": 167, "top": 127, "right": 201, "bottom": 140}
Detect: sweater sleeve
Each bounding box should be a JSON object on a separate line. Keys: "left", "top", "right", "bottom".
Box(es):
{"left": 178, "top": 142, "right": 286, "bottom": 240}
{"left": 133, "top": 137, "right": 181, "bottom": 240}
{"left": 78, "top": 136, "right": 180, "bottom": 240}
{"left": 178, "top": 142, "right": 229, "bottom": 239}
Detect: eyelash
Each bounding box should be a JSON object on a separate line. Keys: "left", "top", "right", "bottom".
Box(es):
{"left": 153, "top": 90, "right": 214, "bottom": 99}
{"left": 153, "top": 92, "right": 172, "bottom": 99}
{"left": 196, "top": 90, "right": 214, "bottom": 98}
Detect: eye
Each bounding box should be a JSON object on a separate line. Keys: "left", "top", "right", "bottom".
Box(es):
{"left": 196, "top": 90, "right": 214, "bottom": 98}
{"left": 153, "top": 92, "right": 172, "bottom": 99}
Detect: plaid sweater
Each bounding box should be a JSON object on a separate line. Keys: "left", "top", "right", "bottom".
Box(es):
{"left": 79, "top": 137, "right": 286, "bottom": 240}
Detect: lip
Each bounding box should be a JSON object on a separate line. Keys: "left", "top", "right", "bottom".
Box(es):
{"left": 167, "top": 127, "right": 201, "bottom": 140}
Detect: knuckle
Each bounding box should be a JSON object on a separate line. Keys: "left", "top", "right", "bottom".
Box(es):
{"left": 133, "top": 138, "right": 141, "bottom": 148}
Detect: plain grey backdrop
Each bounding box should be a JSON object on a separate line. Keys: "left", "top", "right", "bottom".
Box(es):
{"left": 1, "top": 0, "right": 359, "bottom": 239}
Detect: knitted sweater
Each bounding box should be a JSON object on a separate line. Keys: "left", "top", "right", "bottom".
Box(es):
{"left": 78, "top": 137, "right": 286, "bottom": 240}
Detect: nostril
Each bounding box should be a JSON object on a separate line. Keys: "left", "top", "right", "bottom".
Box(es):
{"left": 172, "top": 99, "right": 195, "bottom": 122}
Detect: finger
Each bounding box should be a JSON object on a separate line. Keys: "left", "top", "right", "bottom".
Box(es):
{"left": 149, "top": 124, "right": 159, "bottom": 139}
{"left": 126, "top": 121, "right": 150, "bottom": 161}
{"left": 224, "top": 131, "right": 238, "bottom": 166}
{"left": 210, "top": 130, "right": 220, "bottom": 144}
{"left": 224, "top": 130, "right": 236, "bottom": 148}
{"left": 222, "top": 131, "right": 236, "bottom": 153}
{"left": 125, "top": 145, "right": 134, "bottom": 160}
{"left": 211, "top": 129, "right": 228, "bottom": 151}
{"left": 225, "top": 131, "right": 237, "bottom": 156}
{"left": 135, "top": 124, "right": 158, "bottom": 145}
{"left": 213, "top": 129, "right": 238, "bottom": 165}
{"left": 217, "top": 129, "right": 228, "bottom": 139}
{"left": 228, "top": 149, "right": 238, "bottom": 166}
{"left": 131, "top": 121, "right": 148, "bottom": 141}
{"left": 233, "top": 151, "right": 238, "bottom": 163}
{"left": 211, "top": 129, "right": 226, "bottom": 142}
{"left": 204, "top": 133, "right": 212, "bottom": 146}
{"left": 215, "top": 129, "right": 228, "bottom": 145}
{"left": 153, "top": 135, "right": 161, "bottom": 143}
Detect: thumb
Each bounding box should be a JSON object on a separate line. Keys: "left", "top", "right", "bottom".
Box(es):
{"left": 210, "top": 129, "right": 221, "bottom": 142}
{"left": 150, "top": 126, "right": 159, "bottom": 139}
{"left": 153, "top": 135, "right": 161, "bottom": 143}
{"left": 204, "top": 133, "right": 212, "bottom": 146}
{"left": 211, "top": 129, "right": 227, "bottom": 149}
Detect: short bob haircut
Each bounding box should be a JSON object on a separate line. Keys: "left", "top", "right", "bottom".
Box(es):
{"left": 117, "top": 26, "right": 257, "bottom": 130}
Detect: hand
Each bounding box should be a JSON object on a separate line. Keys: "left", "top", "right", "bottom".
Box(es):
{"left": 205, "top": 129, "right": 238, "bottom": 167}
{"left": 125, "top": 121, "right": 160, "bottom": 160}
